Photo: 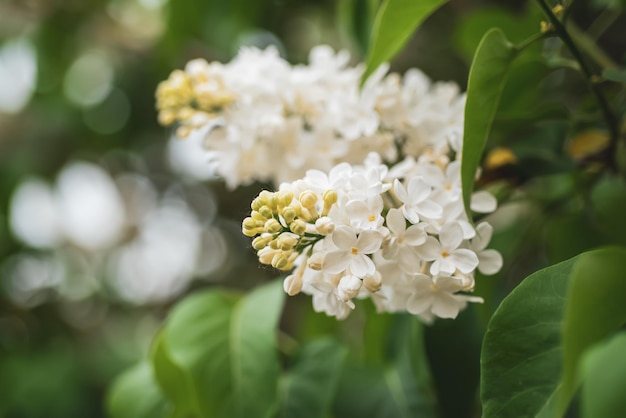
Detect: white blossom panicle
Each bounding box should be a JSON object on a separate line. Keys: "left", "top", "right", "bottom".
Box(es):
{"left": 159, "top": 45, "right": 503, "bottom": 321}
{"left": 242, "top": 154, "right": 503, "bottom": 322}
{"left": 156, "top": 45, "right": 466, "bottom": 188}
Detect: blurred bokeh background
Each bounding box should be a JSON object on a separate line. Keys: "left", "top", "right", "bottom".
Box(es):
{"left": 1, "top": 0, "right": 624, "bottom": 416}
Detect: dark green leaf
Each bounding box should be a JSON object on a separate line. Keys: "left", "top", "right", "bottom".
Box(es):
{"left": 362, "top": 0, "right": 447, "bottom": 83}
{"left": 591, "top": 174, "right": 626, "bottom": 245}
{"left": 462, "top": 28, "right": 517, "bottom": 216}
{"left": 581, "top": 332, "right": 626, "bottom": 418}
{"left": 602, "top": 68, "right": 626, "bottom": 83}
{"left": 281, "top": 338, "right": 347, "bottom": 418}
{"left": 481, "top": 256, "right": 576, "bottom": 418}
{"left": 481, "top": 247, "right": 626, "bottom": 418}
{"left": 556, "top": 247, "right": 626, "bottom": 415}
{"left": 107, "top": 362, "right": 170, "bottom": 418}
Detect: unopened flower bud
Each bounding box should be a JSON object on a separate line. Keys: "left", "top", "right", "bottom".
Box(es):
{"left": 290, "top": 219, "right": 307, "bottom": 235}
{"left": 283, "top": 273, "right": 303, "bottom": 296}
{"left": 258, "top": 205, "right": 273, "bottom": 219}
{"left": 315, "top": 217, "right": 335, "bottom": 235}
{"left": 299, "top": 191, "right": 318, "bottom": 209}
{"left": 338, "top": 275, "right": 362, "bottom": 301}
{"left": 322, "top": 189, "right": 338, "bottom": 215}
{"left": 281, "top": 207, "right": 297, "bottom": 224}
{"left": 252, "top": 235, "right": 272, "bottom": 250}
{"left": 258, "top": 247, "right": 278, "bottom": 265}
{"left": 363, "top": 272, "right": 382, "bottom": 293}
{"left": 307, "top": 252, "right": 324, "bottom": 270}
{"left": 265, "top": 219, "right": 282, "bottom": 234}
{"left": 277, "top": 191, "right": 294, "bottom": 207}
{"left": 277, "top": 233, "right": 298, "bottom": 251}
{"left": 272, "top": 251, "right": 293, "bottom": 270}
{"left": 243, "top": 217, "right": 262, "bottom": 230}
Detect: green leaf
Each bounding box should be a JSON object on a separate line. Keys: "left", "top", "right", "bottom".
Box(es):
{"left": 481, "top": 247, "right": 626, "bottom": 418}
{"left": 162, "top": 280, "right": 285, "bottom": 418}
{"left": 107, "top": 362, "right": 170, "bottom": 418}
{"left": 556, "top": 247, "right": 626, "bottom": 415}
{"left": 591, "top": 174, "right": 626, "bottom": 246}
{"left": 151, "top": 330, "right": 198, "bottom": 416}
{"left": 581, "top": 332, "right": 626, "bottom": 418}
{"left": 362, "top": 0, "right": 447, "bottom": 83}
{"left": 602, "top": 67, "right": 626, "bottom": 83}
{"left": 461, "top": 28, "right": 517, "bottom": 216}
{"left": 280, "top": 338, "right": 347, "bottom": 418}
{"left": 481, "top": 256, "right": 576, "bottom": 418}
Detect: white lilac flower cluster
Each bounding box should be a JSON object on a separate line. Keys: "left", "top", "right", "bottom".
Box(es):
{"left": 156, "top": 45, "right": 465, "bottom": 188}
{"left": 242, "top": 153, "right": 502, "bottom": 322}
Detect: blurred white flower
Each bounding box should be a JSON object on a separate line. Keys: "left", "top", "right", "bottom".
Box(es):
{"left": 0, "top": 37, "right": 37, "bottom": 114}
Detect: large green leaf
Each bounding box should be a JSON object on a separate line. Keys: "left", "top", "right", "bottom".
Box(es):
{"left": 362, "top": 0, "right": 447, "bottom": 83}
{"left": 161, "top": 280, "right": 285, "bottom": 418}
{"left": 481, "top": 247, "right": 626, "bottom": 418}
{"left": 461, "top": 29, "right": 517, "bottom": 216}
{"left": 107, "top": 362, "right": 170, "bottom": 418}
{"left": 556, "top": 247, "right": 626, "bottom": 415}
{"left": 581, "top": 332, "right": 626, "bottom": 418}
{"left": 280, "top": 338, "right": 347, "bottom": 418}
{"left": 481, "top": 256, "right": 576, "bottom": 418}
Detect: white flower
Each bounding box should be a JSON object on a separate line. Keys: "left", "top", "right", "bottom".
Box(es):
{"left": 345, "top": 195, "right": 384, "bottom": 232}
{"left": 322, "top": 226, "right": 382, "bottom": 277}
{"left": 406, "top": 275, "right": 483, "bottom": 320}
{"left": 393, "top": 177, "right": 442, "bottom": 224}
{"left": 416, "top": 222, "right": 479, "bottom": 276}
{"left": 470, "top": 222, "right": 503, "bottom": 275}
{"left": 384, "top": 208, "right": 426, "bottom": 273}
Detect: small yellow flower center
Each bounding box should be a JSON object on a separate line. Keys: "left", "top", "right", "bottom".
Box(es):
{"left": 368, "top": 214, "right": 376, "bottom": 222}
{"left": 441, "top": 251, "right": 450, "bottom": 258}
{"left": 351, "top": 247, "right": 359, "bottom": 255}
{"left": 445, "top": 184, "right": 452, "bottom": 191}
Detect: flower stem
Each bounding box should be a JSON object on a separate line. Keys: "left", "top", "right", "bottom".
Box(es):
{"left": 535, "top": 0, "right": 620, "bottom": 165}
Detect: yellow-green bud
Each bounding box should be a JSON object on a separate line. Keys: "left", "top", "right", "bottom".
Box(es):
{"left": 242, "top": 217, "right": 262, "bottom": 230}
{"left": 299, "top": 191, "right": 318, "bottom": 209}
{"left": 251, "top": 211, "right": 265, "bottom": 221}
{"left": 290, "top": 219, "right": 307, "bottom": 236}
{"left": 281, "top": 207, "right": 297, "bottom": 224}
{"left": 277, "top": 191, "right": 294, "bottom": 207}
{"left": 269, "top": 238, "right": 280, "bottom": 250}
{"left": 258, "top": 205, "right": 273, "bottom": 219}
{"left": 277, "top": 233, "right": 298, "bottom": 251}
{"left": 242, "top": 227, "right": 260, "bottom": 237}
{"left": 265, "top": 218, "right": 282, "bottom": 234}
{"left": 252, "top": 235, "right": 271, "bottom": 250}
{"left": 322, "top": 189, "right": 338, "bottom": 216}
{"left": 271, "top": 252, "right": 292, "bottom": 270}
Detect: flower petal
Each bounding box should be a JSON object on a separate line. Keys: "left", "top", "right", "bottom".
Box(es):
{"left": 357, "top": 230, "right": 383, "bottom": 254}
{"left": 322, "top": 250, "right": 350, "bottom": 274}
{"left": 477, "top": 249, "right": 503, "bottom": 275}
{"left": 350, "top": 254, "right": 376, "bottom": 277}
{"left": 470, "top": 190, "right": 497, "bottom": 213}
{"left": 385, "top": 207, "right": 406, "bottom": 236}
{"left": 407, "top": 177, "right": 431, "bottom": 204}
{"left": 331, "top": 225, "right": 356, "bottom": 250}
{"left": 450, "top": 248, "right": 479, "bottom": 274}
{"left": 416, "top": 200, "right": 443, "bottom": 220}
{"left": 439, "top": 222, "right": 464, "bottom": 251}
